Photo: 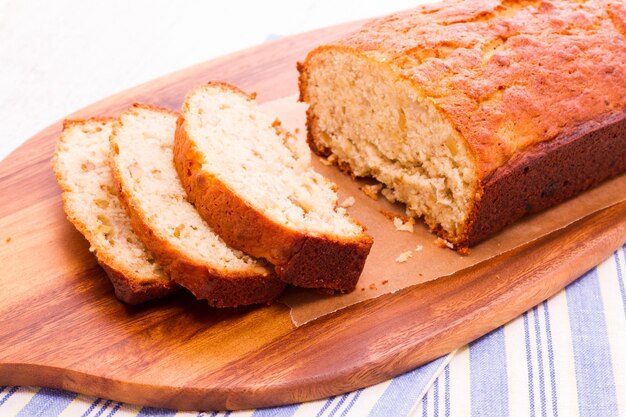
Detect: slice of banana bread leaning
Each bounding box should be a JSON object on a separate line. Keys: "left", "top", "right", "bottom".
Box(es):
{"left": 52, "top": 118, "right": 177, "bottom": 304}
{"left": 298, "top": 0, "right": 626, "bottom": 248}
{"left": 109, "top": 104, "right": 285, "bottom": 307}
{"left": 174, "top": 83, "right": 373, "bottom": 293}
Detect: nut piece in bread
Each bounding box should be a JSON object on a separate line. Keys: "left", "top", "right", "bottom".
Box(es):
{"left": 175, "top": 83, "right": 373, "bottom": 293}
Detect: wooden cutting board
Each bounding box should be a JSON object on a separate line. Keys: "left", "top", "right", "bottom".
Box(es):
{"left": 1, "top": 21, "right": 625, "bottom": 411}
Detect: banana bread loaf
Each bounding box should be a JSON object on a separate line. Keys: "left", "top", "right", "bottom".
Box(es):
{"left": 299, "top": 0, "right": 626, "bottom": 248}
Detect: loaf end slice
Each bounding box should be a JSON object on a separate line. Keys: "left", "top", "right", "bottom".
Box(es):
{"left": 175, "top": 83, "right": 373, "bottom": 293}
{"left": 52, "top": 119, "right": 177, "bottom": 304}
{"left": 109, "top": 104, "right": 285, "bottom": 307}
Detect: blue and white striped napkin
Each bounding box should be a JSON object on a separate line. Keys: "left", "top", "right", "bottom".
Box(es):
{"left": 1, "top": 244, "right": 624, "bottom": 416}
{"left": 414, "top": 244, "right": 626, "bottom": 417}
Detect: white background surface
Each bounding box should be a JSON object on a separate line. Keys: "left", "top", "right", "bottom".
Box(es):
{"left": 0, "top": 0, "right": 431, "bottom": 161}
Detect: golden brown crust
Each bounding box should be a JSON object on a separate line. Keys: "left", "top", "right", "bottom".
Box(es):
{"left": 62, "top": 117, "right": 117, "bottom": 130}
{"left": 203, "top": 80, "right": 256, "bottom": 100}
{"left": 99, "top": 263, "right": 176, "bottom": 305}
{"left": 175, "top": 85, "right": 373, "bottom": 293}
{"left": 274, "top": 233, "right": 372, "bottom": 292}
{"left": 110, "top": 106, "right": 285, "bottom": 307}
{"left": 300, "top": 0, "right": 626, "bottom": 179}
{"left": 129, "top": 103, "right": 180, "bottom": 118}
{"left": 52, "top": 118, "right": 178, "bottom": 304}
{"left": 463, "top": 110, "right": 626, "bottom": 246}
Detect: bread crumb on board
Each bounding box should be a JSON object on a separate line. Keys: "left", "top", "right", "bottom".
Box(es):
{"left": 395, "top": 250, "right": 413, "bottom": 263}
{"left": 382, "top": 279, "right": 389, "bottom": 285}
{"left": 379, "top": 209, "right": 409, "bottom": 222}
{"left": 369, "top": 283, "right": 378, "bottom": 290}
{"left": 339, "top": 196, "right": 356, "bottom": 208}
{"left": 435, "top": 237, "right": 454, "bottom": 249}
{"left": 5, "top": 237, "right": 11, "bottom": 243}
{"left": 395, "top": 244, "right": 424, "bottom": 264}
{"left": 319, "top": 154, "right": 338, "bottom": 166}
{"left": 434, "top": 238, "right": 471, "bottom": 255}
{"left": 457, "top": 246, "right": 471, "bottom": 256}
{"left": 393, "top": 216, "right": 415, "bottom": 232}
{"left": 360, "top": 183, "right": 383, "bottom": 200}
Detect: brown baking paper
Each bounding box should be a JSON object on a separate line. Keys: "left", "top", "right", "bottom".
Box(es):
{"left": 261, "top": 95, "right": 626, "bottom": 327}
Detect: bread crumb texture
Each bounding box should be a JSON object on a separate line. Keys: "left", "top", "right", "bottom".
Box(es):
{"left": 183, "top": 85, "right": 364, "bottom": 238}
{"left": 176, "top": 83, "right": 373, "bottom": 293}
{"left": 52, "top": 119, "right": 169, "bottom": 285}
{"left": 110, "top": 106, "right": 271, "bottom": 273}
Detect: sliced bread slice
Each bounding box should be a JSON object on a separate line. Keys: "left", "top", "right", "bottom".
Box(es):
{"left": 109, "top": 104, "right": 284, "bottom": 307}
{"left": 52, "top": 118, "right": 177, "bottom": 304}
{"left": 174, "top": 83, "right": 373, "bottom": 293}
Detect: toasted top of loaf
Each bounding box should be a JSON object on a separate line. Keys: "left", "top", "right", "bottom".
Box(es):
{"left": 52, "top": 119, "right": 175, "bottom": 304}
{"left": 109, "top": 104, "right": 281, "bottom": 306}
{"left": 301, "top": 0, "right": 626, "bottom": 177}
{"left": 180, "top": 83, "right": 364, "bottom": 238}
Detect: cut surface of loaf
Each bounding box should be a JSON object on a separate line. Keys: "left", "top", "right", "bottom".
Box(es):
{"left": 52, "top": 119, "right": 176, "bottom": 304}
{"left": 109, "top": 104, "right": 284, "bottom": 307}
{"left": 299, "top": 0, "right": 626, "bottom": 248}
{"left": 175, "top": 83, "right": 373, "bottom": 293}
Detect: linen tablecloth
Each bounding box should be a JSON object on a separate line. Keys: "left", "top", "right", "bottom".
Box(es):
{"left": 1, "top": 1, "right": 624, "bottom": 415}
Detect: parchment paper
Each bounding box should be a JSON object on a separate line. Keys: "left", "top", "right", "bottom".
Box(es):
{"left": 261, "top": 96, "right": 626, "bottom": 327}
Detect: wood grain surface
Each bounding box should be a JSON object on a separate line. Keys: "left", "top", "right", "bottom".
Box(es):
{"left": 1, "top": 21, "right": 625, "bottom": 411}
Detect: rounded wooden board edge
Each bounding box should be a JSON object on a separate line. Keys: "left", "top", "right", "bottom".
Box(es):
{"left": 1, "top": 202, "right": 624, "bottom": 411}
{"left": 172, "top": 203, "right": 626, "bottom": 410}
{"left": 1, "top": 19, "right": 625, "bottom": 411}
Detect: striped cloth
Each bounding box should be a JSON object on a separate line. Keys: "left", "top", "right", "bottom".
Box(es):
{"left": 1, "top": 244, "right": 624, "bottom": 417}
{"left": 414, "top": 244, "right": 626, "bottom": 417}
